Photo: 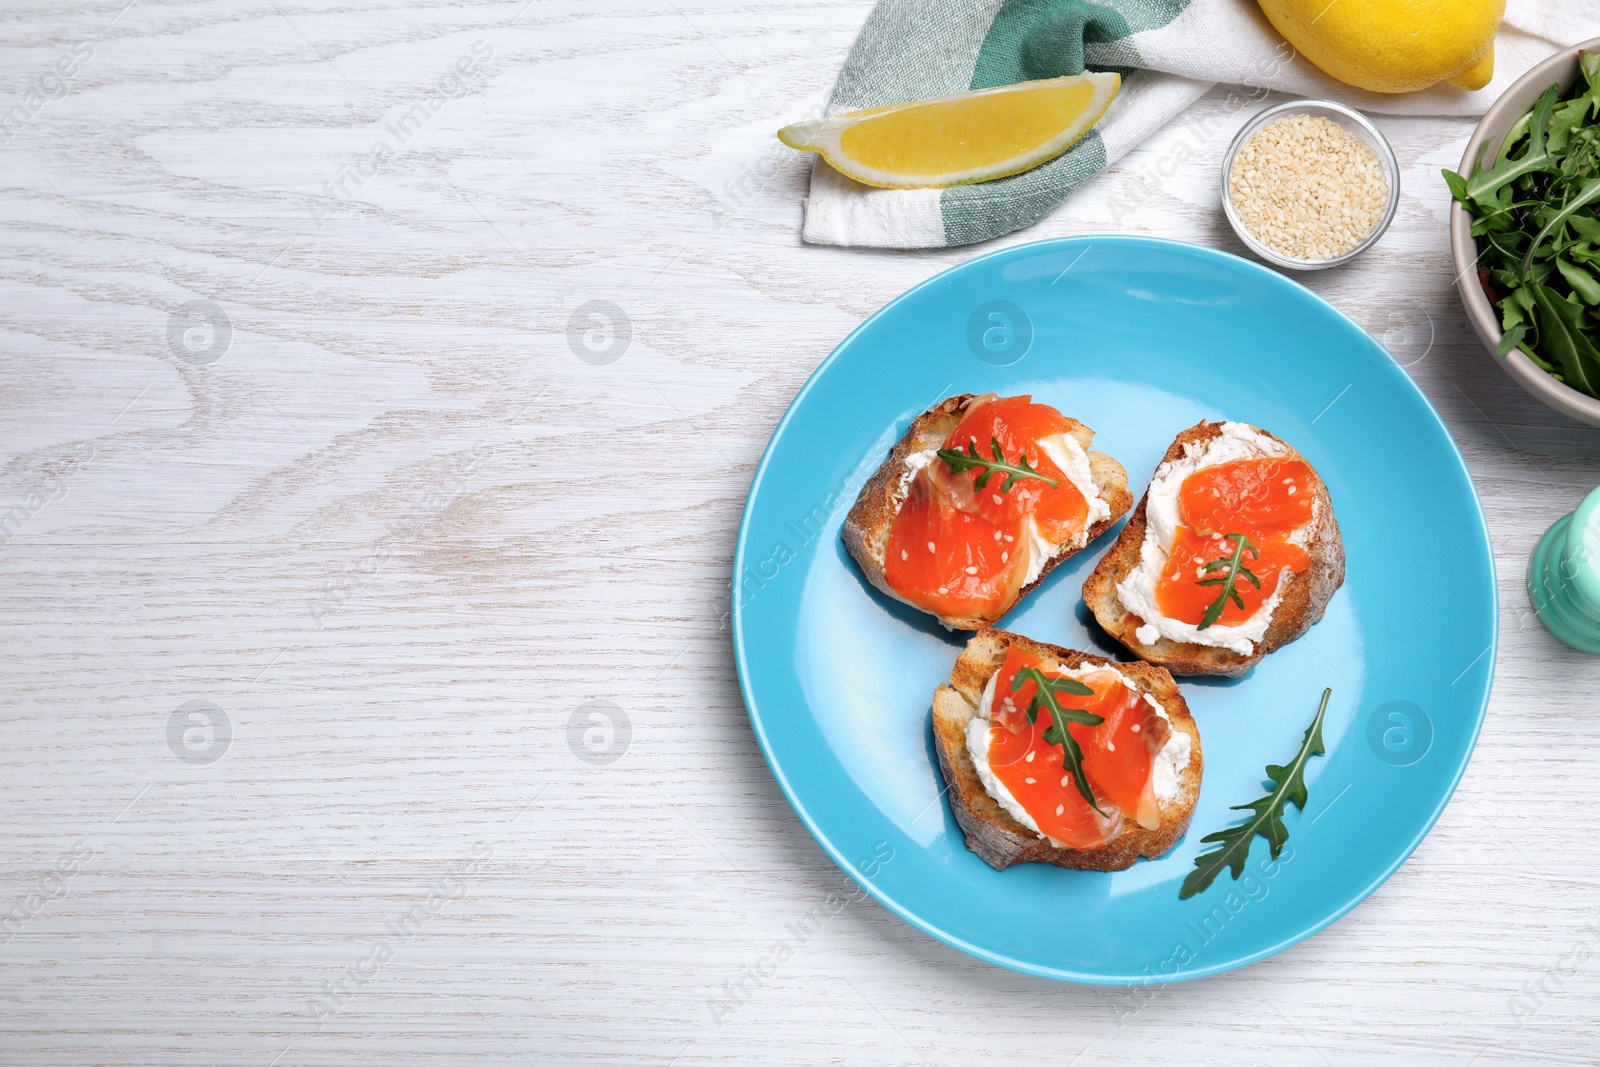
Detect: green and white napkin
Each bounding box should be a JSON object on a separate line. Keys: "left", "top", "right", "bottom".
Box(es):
{"left": 800, "top": 0, "right": 1595, "bottom": 248}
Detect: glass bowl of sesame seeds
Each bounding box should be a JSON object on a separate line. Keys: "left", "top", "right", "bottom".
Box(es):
{"left": 1221, "top": 100, "right": 1400, "bottom": 271}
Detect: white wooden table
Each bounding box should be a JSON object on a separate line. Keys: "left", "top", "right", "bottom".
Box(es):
{"left": 5, "top": 2, "right": 1600, "bottom": 1064}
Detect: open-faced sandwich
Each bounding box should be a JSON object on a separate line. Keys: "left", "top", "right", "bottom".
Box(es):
{"left": 931, "top": 628, "right": 1202, "bottom": 872}
{"left": 843, "top": 394, "right": 1132, "bottom": 630}
{"left": 1083, "top": 421, "right": 1344, "bottom": 677}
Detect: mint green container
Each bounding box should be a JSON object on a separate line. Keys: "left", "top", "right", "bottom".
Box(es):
{"left": 1528, "top": 486, "right": 1600, "bottom": 654}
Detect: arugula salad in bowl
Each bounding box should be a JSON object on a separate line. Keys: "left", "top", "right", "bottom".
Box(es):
{"left": 1447, "top": 45, "right": 1600, "bottom": 425}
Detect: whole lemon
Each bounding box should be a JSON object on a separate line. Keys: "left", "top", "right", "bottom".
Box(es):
{"left": 1256, "top": 0, "right": 1503, "bottom": 93}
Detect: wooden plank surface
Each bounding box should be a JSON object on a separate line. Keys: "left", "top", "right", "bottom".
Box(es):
{"left": 3, "top": 1, "right": 1600, "bottom": 1063}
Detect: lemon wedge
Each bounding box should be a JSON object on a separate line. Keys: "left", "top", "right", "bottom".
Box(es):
{"left": 777, "top": 73, "right": 1120, "bottom": 190}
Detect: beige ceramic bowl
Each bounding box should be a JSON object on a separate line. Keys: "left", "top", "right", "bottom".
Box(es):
{"left": 1450, "top": 36, "right": 1600, "bottom": 428}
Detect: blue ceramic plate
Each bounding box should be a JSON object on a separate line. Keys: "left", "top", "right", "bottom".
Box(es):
{"left": 732, "top": 236, "right": 1495, "bottom": 985}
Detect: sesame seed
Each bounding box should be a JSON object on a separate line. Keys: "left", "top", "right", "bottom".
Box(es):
{"left": 1228, "top": 113, "right": 1388, "bottom": 261}
{"left": 1131, "top": 722, "right": 1141, "bottom": 732}
{"left": 965, "top": 566, "right": 978, "bottom": 575}
{"left": 1288, "top": 485, "right": 1298, "bottom": 495}
{"left": 927, "top": 541, "right": 936, "bottom": 552}
{"left": 1001, "top": 551, "right": 1009, "bottom": 562}
{"left": 1107, "top": 740, "right": 1116, "bottom": 752}
{"left": 900, "top": 549, "right": 908, "bottom": 561}
{"left": 1055, "top": 804, "right": 1065, "bottom": 816}
{"left": 937, "top": 586, "right": 948, "bottom": 594}
{"left": 1024, "top": 750, "right": 1034, "bottom": 763}
{"left": 992, "top": 494, "right": 1002, "bottom": 505}
{"left": 1060, "top": 775, "right": 1069, "bottom": 787}
{"left": 1025, "top": 777, "right": 1036, "bottom": 785}
{"left": 1283, "top": 477, "right": 1294, "bottom": 485}
{"left": 1003, "top": 534, "right": 1014, "bottom": 543}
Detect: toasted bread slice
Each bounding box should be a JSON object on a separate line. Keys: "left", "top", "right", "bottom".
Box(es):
{"left": 1082, "top": 422, "right": 1345, "bottom": 678}
{"left": 842, "top": 394, "right": 1132, "bottom": 630}
{"left": 932, "top": 628, "right": 1203, "bottom": 872}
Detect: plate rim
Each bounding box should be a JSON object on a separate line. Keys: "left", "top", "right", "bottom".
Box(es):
{"left": 731, "top": 234, "right": 1498, "bottom": 985}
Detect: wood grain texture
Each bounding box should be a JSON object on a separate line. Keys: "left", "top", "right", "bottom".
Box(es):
{"left": 3, "top": 1, "right": 1600, "bottom": 1064}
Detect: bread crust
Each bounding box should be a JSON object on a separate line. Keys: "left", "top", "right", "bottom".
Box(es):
{"left": 1081, "top": 422, "right": 1345, "bottom": 678}
{"left": 841, "top": 394, "right": 1133, "bottom": 630}
{"left": 931, "top": 628, "right": 1203, "bottom": 873}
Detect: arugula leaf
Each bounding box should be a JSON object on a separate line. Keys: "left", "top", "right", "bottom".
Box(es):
{"left": 1548, "top": 96, "right": 1594, "bottom": 154}
{"left": 1512, "top": 283, "right": 1537, "bottom": 315}
{"left": 937, "top": 437, "right": 1058, "bottom": 494}
{"left": 1571, "top": 213, "right": 1600, "bottom": 244}
{"left": 1012, "top": 666, "right": 1106, "bottom": 817}
{"left": 1497, "top": 322, "right": 1529, "bottom": 356}
{"left": 1520, "top": 178, "right": 1600, "bottom": 281}
{"left": 1491, "top": 111, "right": 1532, "bottom": 171}
{"left": 1531, "top": 284, "right": 1600, "bottom": 398}
{"left": 1195, "top": 533, "right": 1260, "bottom": 632}
{"left": 1558, "top": 257, "right": 1600, "bottom": 304}
{"left": 1179, "top": 688, "right": 1332, "bottom": 900}
{"left": 1466, "top": 83, "right": 1560, "bottom": 201}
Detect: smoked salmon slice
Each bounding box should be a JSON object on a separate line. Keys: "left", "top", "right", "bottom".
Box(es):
{"left": 885, "top": 395, "right": 1093, "bottom": 617}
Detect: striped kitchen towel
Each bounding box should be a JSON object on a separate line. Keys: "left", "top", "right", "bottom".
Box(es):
{"left": 801, "top": 0, "right": 1598, "bottom": 248}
